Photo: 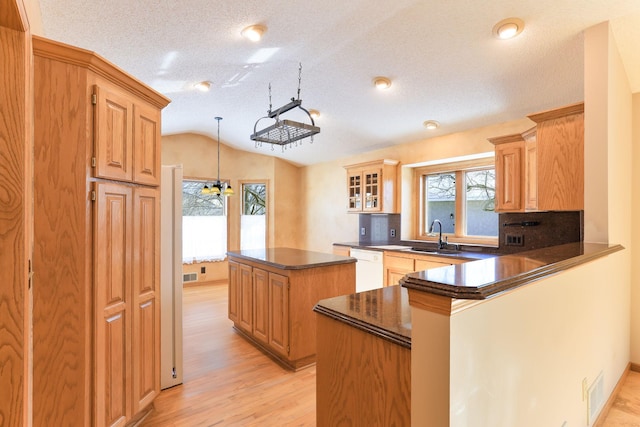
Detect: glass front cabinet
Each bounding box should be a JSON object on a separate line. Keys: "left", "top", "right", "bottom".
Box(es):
{"left": 345, "top": 159, "right": 399, "bottom": 213}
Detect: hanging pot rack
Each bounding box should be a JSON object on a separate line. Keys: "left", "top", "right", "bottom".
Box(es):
{"left": 251, "top": 63, "right": 320, "bottom": 150}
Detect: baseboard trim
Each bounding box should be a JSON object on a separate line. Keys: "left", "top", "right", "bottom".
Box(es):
{"left": 183, "top": 279, "right": 226, "bottom": 287}
{"left": 630, "top": 362, "right": 640, "bottom": 373}
{"left": 593, "top": 362, "right": 630, "bottom": 427}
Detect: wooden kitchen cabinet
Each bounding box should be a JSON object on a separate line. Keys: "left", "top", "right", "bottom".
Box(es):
{"left": 228, "top": 260, "right": 240, "bottom": 323}
{"left": 528, "top": 102, "right": 584, "bottom": 211}
{"left": 32, "top": 36, "right": 169, "bottom": 427}
{"left": 239, "top": 263, "right": 254, "bottom": 333}
{"left": 491, "top": 134, "right": 525, "bottom": 212}
{"left": 94, "top": 80, "right": 162, "bottom": 186}
{"left": 345, "top": 159, "right": 399, "bottom": 213}
{"left": 268, "top": 272, "right": 290, "bottom": 357}
{"left": 490, "top": 102, "right": 584, "bottom": 212}
{"left": 383, "top": 251, "right": 465, "bottom": 286}
{"left": 252, "top": 268, "right": 270, "bottom": 345}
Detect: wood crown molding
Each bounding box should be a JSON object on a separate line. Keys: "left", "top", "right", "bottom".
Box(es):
{"left": 527, "top": 102, "right": 584, "bottom": 123}
{"left": 32, "top": 35, "right": 170, "bottom": 109}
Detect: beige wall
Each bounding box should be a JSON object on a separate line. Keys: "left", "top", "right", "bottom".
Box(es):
{"left": 300, "top": 118, "right": 533, "bottom": 252}
{"left": 632, "top": 93, "right": 640, "bottom": 362}
{"left": 162, "top": 133, "right": 305, "bottom": 281}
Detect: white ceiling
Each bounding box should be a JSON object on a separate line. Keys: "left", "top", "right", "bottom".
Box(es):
{"left": 38, "top": 0, "right": 640, "bottom": 166}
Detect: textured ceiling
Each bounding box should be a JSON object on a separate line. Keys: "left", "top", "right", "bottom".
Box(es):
{"left": 38, "top": 0, "right": 640, "bottom": 166}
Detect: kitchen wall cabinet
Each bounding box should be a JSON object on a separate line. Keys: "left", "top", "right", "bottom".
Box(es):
{"left": 491, "top": 134, "right": 525, "bottom": 212}
{"left": 383, "top": 251, "right": 466, "bottom": 286}
{"left": 32, "top": 36, "right": 169, "bottom": 427}
{"left": 490, "top": 102, "right": 584, "bottom": 212}
{"left": 227, "top": 250, "right": 355, "bottom": 370}
{"left": 345, "top": 159, "right": 399, "bottom": 213}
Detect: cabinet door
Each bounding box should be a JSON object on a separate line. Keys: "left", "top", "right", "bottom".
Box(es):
{"left": 94, "top": 182, "right": 132, "bottom": 427}
{"left": 347, "top": 171, "right": 362, "bottom": 211}
{"left": 386, "top": 269, "right": 409, "bottom": 287}
{"left": 228, "top": 260, "right": 240, "bottom": 323}
{"left": 525, "top": 139, "right": 538, "bottom": 210}
{"left": 362, "top": 168, "right": 381, "bottom": 212}
{"left": 238, "top": 264, "right": 253, "bottom": 332}
{"left": 133, "top": 103, "right": 161, "bottom": 186}
{"left": 94, "top": 85, "right": 133, "bottom": 182}
{"left": 495, "top": 143, "right": 523, "bottom": 212}
{"left": 252, "top": 268, "right": 269, "bottom": 344}
{"left": 268, "top": 272, "right": 289, "bottom": 357}
{"left": 132, "top": 187, "right": 160, "bottom": 414}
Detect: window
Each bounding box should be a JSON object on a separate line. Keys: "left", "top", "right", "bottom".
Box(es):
{"left": 182, "top": 180, "right": 227, "bottom": 263}
{"left": 240, "top": 182, "right": 267, "bottom": 250}
{"left": 416, "top": 159, "right": 497, "bottom": 243}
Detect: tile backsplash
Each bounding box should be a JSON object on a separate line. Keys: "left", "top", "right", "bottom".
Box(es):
{"left": 498, "top": 211, "right": 583, "bottom": 253}
{"left": 359, "top": 213, "right": 401, "bottom": 245}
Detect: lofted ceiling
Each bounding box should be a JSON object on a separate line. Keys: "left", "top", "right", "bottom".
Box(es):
{"left": 38, "top": 0, "right": 640, "bottom": 166}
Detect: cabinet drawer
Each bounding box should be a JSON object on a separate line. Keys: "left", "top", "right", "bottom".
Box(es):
{"left": 384, "top": 255, "right": 414, "bottom": 271}
{"left": 414, "top": 259, "right": 450, "bottom": 272}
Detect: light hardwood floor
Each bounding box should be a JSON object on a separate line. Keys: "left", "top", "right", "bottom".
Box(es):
{"left": 141, "top": 283, "right": 316, "bottom": 426}
{"left": 143, "top": 284, "right": 639, "bottom": 426}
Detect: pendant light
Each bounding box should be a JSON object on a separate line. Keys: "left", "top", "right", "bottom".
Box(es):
{"left": 202, "top": 116, "right": 234, "bottom": 197}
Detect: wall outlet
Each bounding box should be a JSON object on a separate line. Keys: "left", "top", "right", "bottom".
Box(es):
{"left": 390, "top": 228, "right": 396, "bottom": 237}
{"left": 505, "top": 234, "right": 524, "bottom": 246}
{"left": 361, "top": 227, "right": 366, "bottom": 236}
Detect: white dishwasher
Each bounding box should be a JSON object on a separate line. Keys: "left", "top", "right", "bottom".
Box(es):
{"left": 350, "top": 248, "right": 384, "bottom": 292}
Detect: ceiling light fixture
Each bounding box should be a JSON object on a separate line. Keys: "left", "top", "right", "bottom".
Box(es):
{"left": 423, "top": 120, "right": 440, "bottom": 130}
{"left": 241, "top": 24, "right": 267, "bottom": 42}
{"left": 195, "top": 81, "right": 211, "bottom": 92}
{"left": 309, "top": 109, "right": 320, "bottom": 119}
{"left": 202, "top": 117, "right": 234, "bottom": 197}
{"left": 493, "top": 18, "right": 524, "bottom": 40}
{"left": 373, "top": 76, "right": 392, "bottom": 90}
{"left": 251, "top": 63, "right": 320, "bottom": 151}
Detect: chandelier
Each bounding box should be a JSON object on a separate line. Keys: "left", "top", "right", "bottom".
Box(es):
{"left": 202, "top": 116, "right": 234, "bottom": 197}
{"left": 251, "top": 63, "right": 320, "bottom": 151}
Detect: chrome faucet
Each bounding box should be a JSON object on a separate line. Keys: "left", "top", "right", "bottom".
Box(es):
{"left": 429, "top": 219, "right": 446, "bottom": 250}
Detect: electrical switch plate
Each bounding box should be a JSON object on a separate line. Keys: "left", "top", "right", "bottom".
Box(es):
{"left": 361, "top": 227, "right": 366, "bottom": 236}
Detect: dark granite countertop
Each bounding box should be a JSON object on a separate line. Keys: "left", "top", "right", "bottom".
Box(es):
{"left": 227, "top": 247, "right": 355, "bottom": 270}
{"left": 334, "top": 241, "right": 496, "bottom": 261}
{"left": 401, "top": 242, "right": 623, "bottom": 299}
{"left": 316, "top": 242, "right": 622, "bottom": 346}
{"left": 314, "top": 285, "right": 411, "bottom": 348}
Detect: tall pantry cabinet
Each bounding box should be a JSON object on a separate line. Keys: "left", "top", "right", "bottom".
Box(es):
{"left": 32, "top": 36, "right": 170, "bottom": 427}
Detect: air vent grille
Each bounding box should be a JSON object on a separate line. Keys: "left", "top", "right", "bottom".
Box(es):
{"left": 183, "top": 273, "right": 198, "bottom": 283}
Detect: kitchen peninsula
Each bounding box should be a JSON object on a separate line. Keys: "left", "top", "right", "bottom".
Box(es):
{"left": 227, "top": 248, "right": 355, "bottom": 370}
{"left": 314, "top": 242, "right": 623, "bottom": 426}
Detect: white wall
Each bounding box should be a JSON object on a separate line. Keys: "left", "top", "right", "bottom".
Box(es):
{"left": 449, "top": 253, "right": 628, "bottom": 426}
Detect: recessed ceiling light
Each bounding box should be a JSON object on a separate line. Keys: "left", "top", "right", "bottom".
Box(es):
{"left": 373, "top": 76, "right": 392, "bottom": 90}
{"left": 423, "top": 120, "right": 439, "bottom": 130}
{"left": 241, "top": 24, "right": 267, "bottom": 42}
{"left": 493, "top": 18, "right": 524, "bottom": 40}
{"left": 309, "top": 109, "right": 320, "bottom": 120}
{"left": 194, "top": 81, "right": 211, "bottom": 92}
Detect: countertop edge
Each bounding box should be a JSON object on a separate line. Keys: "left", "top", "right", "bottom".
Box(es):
{"left": 313, "top": 304, "right": 411, "bottom": 349}
{"left": 401, "top": 243, "right": 625, "bottom": 300}
{"left": 227, "top": 250, "right": 356, "bottom": 270}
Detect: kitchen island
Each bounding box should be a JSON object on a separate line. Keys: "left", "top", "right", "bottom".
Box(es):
{"left": 227, "top": 248, "right": 355, "bottom": 370}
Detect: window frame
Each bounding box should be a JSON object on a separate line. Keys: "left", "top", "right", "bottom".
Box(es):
{"left": 413, "top": 157, "right": 498, "bottom": 246}
{"left": 238, "top": 179, "right": 270, "bottom": 249}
